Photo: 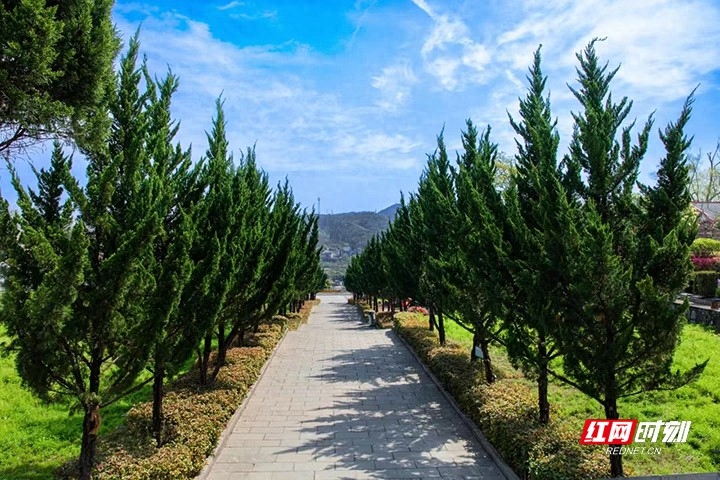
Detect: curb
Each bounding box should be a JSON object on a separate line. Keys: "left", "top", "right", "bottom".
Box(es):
{"left": 392, "top": 328, "right": 521, "bottom": 480}
{"left": 194, "top": 315, "right": 309, "bottom": 480}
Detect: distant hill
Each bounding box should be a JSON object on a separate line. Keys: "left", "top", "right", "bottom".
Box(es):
{"left": 318, "top": 204, "right": 399, "bottom": 285}
{"left": 378, "top": 203, "right": 400, "bottom": 218}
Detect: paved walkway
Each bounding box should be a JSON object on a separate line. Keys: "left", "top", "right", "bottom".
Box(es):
{"left": 201, "top": 294, "right": 509, "bottom": 480}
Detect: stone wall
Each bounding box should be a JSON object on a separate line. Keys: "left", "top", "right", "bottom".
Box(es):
{"left": 679, "top": 301, "right": 720, "bottom": 333}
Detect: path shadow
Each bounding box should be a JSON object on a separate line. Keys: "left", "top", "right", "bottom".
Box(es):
{"left": 274, "top": 320, "right": 502, "bottom": 479}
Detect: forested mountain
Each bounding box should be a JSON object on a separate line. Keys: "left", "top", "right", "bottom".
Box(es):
{"left": 318, "top": 205, "right": 398, "bottom": 284}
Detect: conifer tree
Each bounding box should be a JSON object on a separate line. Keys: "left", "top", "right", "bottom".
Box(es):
{"left": 503, "top": 47, "right": 567, "bottom": 423}
{"left": 140, "top": 66, "right": 204, "bottom": 445}
{"left": 453, "top": 121, "right": 508, "bottom": 383}
{"left": 0, "top": 0, "right": 120, "bottom": 155}
{"left": 380, "top": 195, "right": 422, "bottom": 309}
{"left": 416, "top": 132, "right": 457, "bottom": 344}
{"left": 552, "top": 40, "right": 706, "bottom": 477}
{"left": 0, "top": 36, "right": 164, "bottom": 480}
{"left": 183, "top": 97, "right": 237, "bottom": 386}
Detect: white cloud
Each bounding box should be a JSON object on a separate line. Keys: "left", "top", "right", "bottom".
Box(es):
{"left": 112, "top": 9, "right": 423, "bottom": 175}
{"left": 371, "top": 62, "right": 417, "bottom": 111}
{"left": 218, "top": 1, "right": 244, "bottom": 11}
{"left": 410, "top": 0, "right": 493, "bottom": 91}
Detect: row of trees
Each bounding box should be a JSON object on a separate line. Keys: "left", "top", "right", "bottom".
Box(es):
{"left": 0, "top": 35, "right": 326, "bottom": 480}
{"left": 345, "top": 40, "right": 707, "bottom": 477}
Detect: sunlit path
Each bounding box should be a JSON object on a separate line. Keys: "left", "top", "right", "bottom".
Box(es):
{"left": 200, "top": 293, "right": 511, "bottom": 480}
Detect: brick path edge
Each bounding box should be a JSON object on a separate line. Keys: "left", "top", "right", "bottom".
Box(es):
{"left": 391, "top": 327, "right": 521, "bottom": 480}
{"left": 195, "top": 316, "right": 301, "bottom": 480}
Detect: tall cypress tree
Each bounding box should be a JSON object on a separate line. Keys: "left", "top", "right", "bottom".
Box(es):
{"left": 140, "top": 66, "right": 204, "bottom": 445}
{"left": 184, "top": 97, "right": 237, "bottom": 386}
{"left": 0, "top": 35, "right": 164, "bottom": 480}
{"left": 552, "top": 40, "right": 707, "bottom": 477}
{"left": 453, "top": 121, "right": 508, "bottom": 383}
{"left": 417, "top": 131, "right": 457, "bottom": 344}
{"left": 503, "top": 46, "right": 566, "bottom": 423}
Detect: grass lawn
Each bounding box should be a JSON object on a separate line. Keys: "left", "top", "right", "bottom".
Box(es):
{"left": 0, "top": 326, "right": 190, "bottom": 480}
{"left": 440, "top": 319, "right": 720, "bottom": 476}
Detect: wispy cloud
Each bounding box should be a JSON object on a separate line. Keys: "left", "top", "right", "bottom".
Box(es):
{"left": 229, "top": 10, "right": 276, "bottom": 20}
{"left": 100, "top": 0, "right": 720, "bottom": 212}
{"left": 112, "top": 9, "right": 422, "bottom": 178}
{"left": 410, "top": 0, "right": 492, "bottom": 91}
{"left": 218, "top": 1, "right": 243, "bottom": 11}
{"left": 371, "top": 62, "right": 417, "bottom": 112}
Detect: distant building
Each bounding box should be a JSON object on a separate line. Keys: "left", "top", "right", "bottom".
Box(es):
{"left": 693, "top": 202, "right": 720, "bottom": 239}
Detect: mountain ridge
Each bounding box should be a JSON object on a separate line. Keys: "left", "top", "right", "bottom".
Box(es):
{"left": 318, "top": 203, "right": 399, "bottom": 285}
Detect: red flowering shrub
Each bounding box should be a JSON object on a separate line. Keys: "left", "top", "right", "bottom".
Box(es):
{"left": 691, "top": 256, "right": 720, "bottom": 271}
{"left": 407, "top": 305, "right": 429, "bottom": 315}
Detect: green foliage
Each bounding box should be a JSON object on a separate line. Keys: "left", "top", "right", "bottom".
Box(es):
{"left": 0, "top": 34, "right": 175, "bottom": 478}
{"left": 393, "top": 313, "right": 610, "bottom": 480}
{"left": 348, "top": 39, "right": 706, "bottom": 478}
{"left": 0, "top": 0, "right": 120, "bottom": 154}
{"left": 71, "top": 322, "right": 287, "bottom": 480}
{"left": 693, "top": 271, "right": 718, "bottom": 297}
{"left": 0, "top": 31, "right": 324, "bottom": 477}
{"left": 691, "top": 237, "right": 720, "bottom": 257}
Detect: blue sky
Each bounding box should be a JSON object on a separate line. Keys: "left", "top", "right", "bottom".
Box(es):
{"left": 6, "top": 0, "right": 720, "bottom": 213}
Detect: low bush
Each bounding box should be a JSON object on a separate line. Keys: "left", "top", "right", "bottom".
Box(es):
{"left": 56, "top": 301, "right": 318, "bottom": 480}
{"left": 393, "top": 312, "right": 610, "bottom": 480}
{"left": 375, "top": 311, "right": 394, "bottom": 329}
{"left": 691, "top": 256, "right": 720, "bottom": 271}
{"left": 690, "top": 238, "right": 720, "bottom": 257}
{"left": 693, "top": 270, "right": 718, "bottom": 297}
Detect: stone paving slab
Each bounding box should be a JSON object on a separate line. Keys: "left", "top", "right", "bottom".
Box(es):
{"left": 200, "top": 294, "right": 511, "bottom": 480}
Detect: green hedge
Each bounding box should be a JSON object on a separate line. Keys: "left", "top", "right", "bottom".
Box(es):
{"left": 56, "top": 300, "right": 319, "bottom": 480}
{"left": 691, "top": 238, "right": 720, "bottom": 257}
{"left": 393, "top": 312, "right": 610, "bottom": 480}
{"left": 693, "top": 270, "right": 718, "bottom": 297}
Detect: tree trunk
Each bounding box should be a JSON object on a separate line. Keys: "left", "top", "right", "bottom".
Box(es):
{"left": 78, "top": 403, "right": 101, "bottom": 480}
{"left": 209, "top": 322, "right": 229, "bottom": 384}
{"left": 471, "top": 330, "right": 480, "bottom": 362}
{"left": 429, "top": 308, "right": 435, "bottom": 331}
{"left": 605, "top": 381, "right": 623, "bottom": 477}
{"left": 479, "top": 336, "right": 495, "bottom": 383}
{"left": 198, "top": 332, "right": 212, "bottom": 385}
{"left": 437, "top": 310, "right": 446, "bottom": 345}
{"left": 152, "top": 362, "right": 165, "bottom": 446}
{"left": 538, "top": 336, "right": 550, "bottom": 424}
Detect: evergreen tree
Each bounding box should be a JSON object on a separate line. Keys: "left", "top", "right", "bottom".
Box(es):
{"left": 0, "top": 0, "right": 120, "bottom": 155}
{"left": 416, "top": 131, "right": 457, "bottom": 344}
{"left": 0, "top": 36, "right": 164, "bottom": 480}
{"left": 140, "top": 66, "right": 204, "bottom": 445}
{"left": 553, "top": 40, "right": 707, "bottom": 477}
{"left": 380, "top": 194, "right": 422, "bottom": 309}
{"left": 453, "top": 121, "right": 509, "bottom": 383}
{"left": 503, "top": 47, "right": 566, "bottom": 423}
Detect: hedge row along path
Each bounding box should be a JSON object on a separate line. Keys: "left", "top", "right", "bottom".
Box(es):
{"left": 199, "top": 293, "right": 511, "bottom": 480}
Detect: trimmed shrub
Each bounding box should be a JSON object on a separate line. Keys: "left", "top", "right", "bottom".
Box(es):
{"left": 375, "top": 311, "right": 394, "bottom": 329}
{"left": 691, "top": 256, "right": 720, "bottom": 271}
{"left": 694, "top": 271, "right": 718, "bottom": 297}
{"left": 57, "top": 301, "right": 319, "bottom": 480}
{"left": 690, "top": 238, "right": 720, "bottom": 257}
{"left": 393, "top": 312, "right": 610, "bottom": 480}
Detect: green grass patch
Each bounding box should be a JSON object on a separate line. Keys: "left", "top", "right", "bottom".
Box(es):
{"left": 0, "top": 335, "right": 80, "bottom": 480}
{"left": 434, "top": 316, "right": 720, "bottom": 476}
{"left": 0, "top": 327, "right": 196, "bottom": 480}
